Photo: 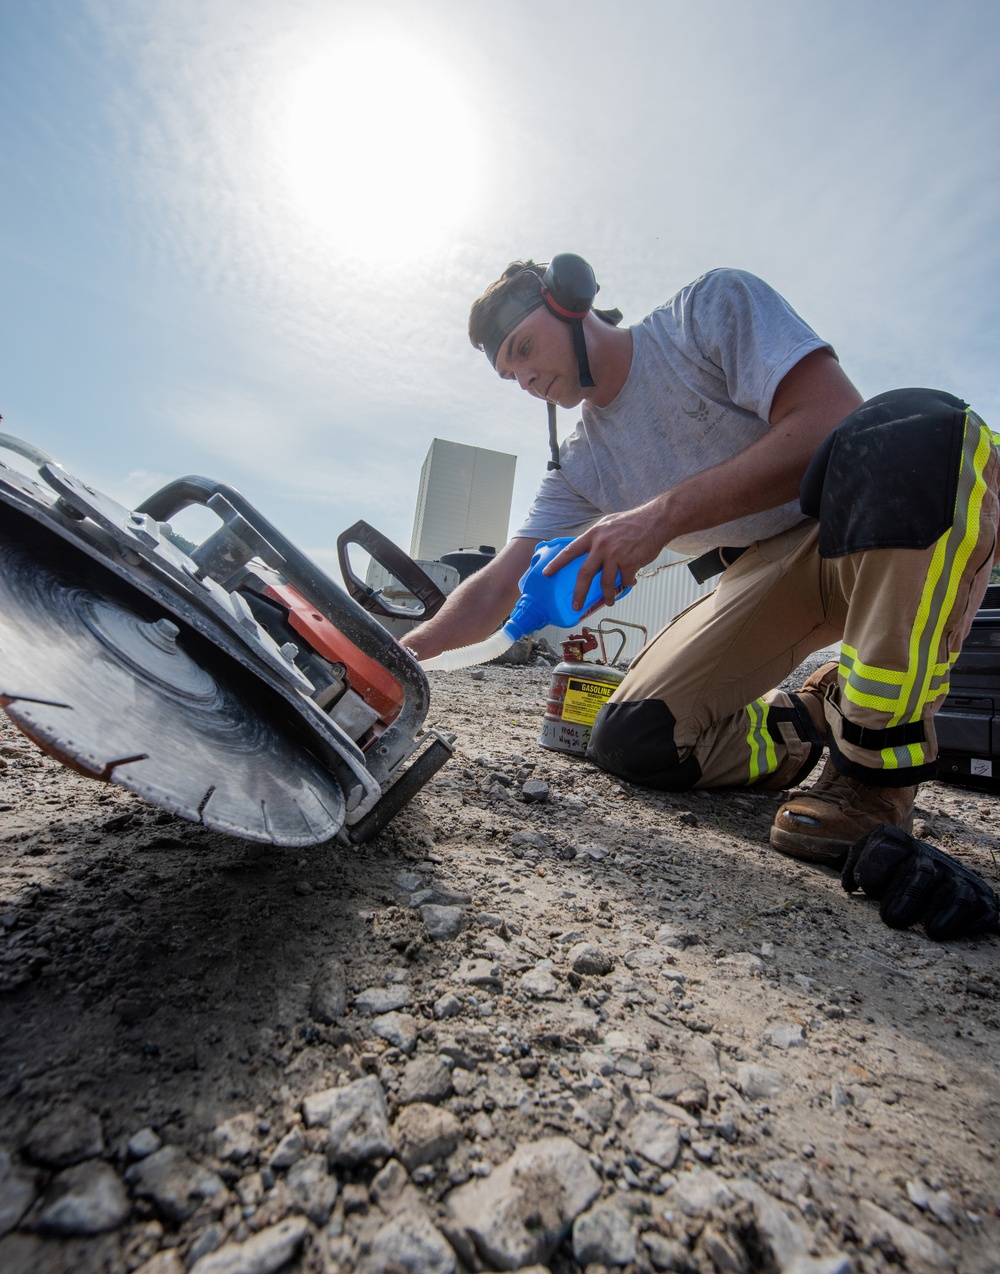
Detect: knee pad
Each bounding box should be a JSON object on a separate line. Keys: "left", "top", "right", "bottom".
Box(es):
{"left": 586, "top": 699, "right": 702, "bottom": 790}
{"left": 800, "top": 387, "right": 969, "bottom": 557}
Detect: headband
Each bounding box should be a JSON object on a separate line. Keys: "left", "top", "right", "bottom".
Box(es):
{"left": 481, "top": 270, "right": 547, "bottom": 369}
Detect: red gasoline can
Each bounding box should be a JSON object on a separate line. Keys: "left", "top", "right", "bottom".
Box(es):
{"left": 538, "top": 657, "right": 626, "bottom": 755}
{"left": 537, "top": 626, "right": 641, "bottom": 757}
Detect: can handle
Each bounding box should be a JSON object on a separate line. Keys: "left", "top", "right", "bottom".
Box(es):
{"left": 597, "top": 618, "right": 646, "bottom": 665}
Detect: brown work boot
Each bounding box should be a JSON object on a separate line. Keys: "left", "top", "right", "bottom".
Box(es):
{"left": 792, "top": 659, "right": 839, "bottom": 740}
{"left": 769, "top": 756, "right": 916, "bottom": 866}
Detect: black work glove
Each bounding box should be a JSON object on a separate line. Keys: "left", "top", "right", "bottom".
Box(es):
{"left": 842, "top": 823, "right": 1000, "bottom": 941}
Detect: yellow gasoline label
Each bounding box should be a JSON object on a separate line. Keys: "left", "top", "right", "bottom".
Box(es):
{"left": 561, "top": 673, "right": 620, "bottom": 726}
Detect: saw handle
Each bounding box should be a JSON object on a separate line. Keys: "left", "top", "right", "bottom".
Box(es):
{"left": 336, "top": 520, "right": 448, "bottom": 621}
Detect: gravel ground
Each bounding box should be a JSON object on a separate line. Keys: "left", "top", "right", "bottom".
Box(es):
{"left": 1, "top": 660, "right": 999, "bottom": 1274}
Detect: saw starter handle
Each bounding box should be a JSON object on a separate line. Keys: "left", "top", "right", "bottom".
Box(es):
{"left": 336, "top": 520, "right": 448, "bottom": 622}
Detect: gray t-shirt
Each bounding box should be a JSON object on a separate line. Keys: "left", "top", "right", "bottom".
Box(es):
{"left": 515, "top": 268, "right": 834, "bottom": 554}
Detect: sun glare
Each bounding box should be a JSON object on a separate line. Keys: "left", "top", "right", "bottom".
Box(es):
{"left": 277, "top": 34, "right": 484, "bottom": 261}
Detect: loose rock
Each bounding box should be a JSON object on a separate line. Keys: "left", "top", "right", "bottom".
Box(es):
{"left": 731, "top": 1178, "right": 842, "bottom": 1272}
{"left": 354, "top": 986, "right": 413, "bottom": 1014}
{"left": 267, "top": 1127, "right": 305, "bottom": 1171}
{"left": 286, "top": 1153, "right": 338, "bottom": 1225}
{"left": 398, "top": 1055, "right": 452, "bottom": 1105}
{"left": 445, "top": 1135, "right": 601, "bottom": 1269}
{"left": 521, "top": 779, "right": 549, "bottom": 802}
{"left": 325, "top": 1075, "right": 393, "bottom": 1167}
{"left": 371, "top": 1010, "right": 418, "bottom": 1055}
{"left": 907, "top": 1178, "right": 958, "bottom": 1226}
{"left": 763, "top": 1023, "right": 806, "bottom": 1050}
{"left": 370, "top": 1159, "right": 409, "bottom": 1211}
{"left": 127, "top": 1128, "right": 163, "bottom": 1160}
{"left": 134, "top": 1255, "right": 186, "bottom": 1274}
{"left": 34, "top": 1159, "right": 130, "bottom": 1235}
{"left": 454, "top": 957, "right": 503, "bottom": 989}
{"left": 568, "top": 941, "right": 614, "bottom": 976}
{"left": 572, "top": 1200, "right": 636, "bottom": 1266}
{"left": 575, "top": 843, "right": 610, "bottom": 861}
{"left": 188, "top": 1223, "right": 227, "bottom": 1263}
{"left": 520, "top": 967, "right": 561, "bottom": 999}
{"left": 421, "top": 905, "right": 466, "bottom": 941}
{"left": 393, "top": 1104, "right": 462, "bottom": 1171}
{"left": 309, "top": 957, "right": 348, "bottom": 1024}
{"left": 736, "top": 1063, "right": 784, "bottom": 1100}
{"left": 188, "top": 1216, "right": 310, "bottom": 1274}
{"left": 626, "top": 1106, "right": 682, "bottom": 1171}
{"left": 434, "top": 993, "right": 464, "bottom": 1019}
{"left": 410, "top": 884, "right": 472, "bottom": 907}
{"left": 361, "top": 1205, "right": 457, "bottom": 1274}
{"left": 211, "top": 1112, "right": 257, "bottom": 1164}
{"left": 651, "top": 1069, "right": 707, "bottom": 1111}
{"left": 125, "top": 1146, "right": 226, "bottom": 1224}
{"left": 665, "top": 1168, "right": 736, "bottom": 1217}
{"left": 857, "top": 1199, "right": 955, "bottom": 1272}
{"left": 642, "top": 1229, "right": 692, "bottom": 1271}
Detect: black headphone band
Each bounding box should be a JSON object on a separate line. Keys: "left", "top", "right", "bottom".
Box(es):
{"left": 482, "top": 253, "right": 619, "bottom": 379}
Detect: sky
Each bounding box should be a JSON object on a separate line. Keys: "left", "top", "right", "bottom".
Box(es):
{"left": 2, "top": 0, "right": 998, "bottom": 576}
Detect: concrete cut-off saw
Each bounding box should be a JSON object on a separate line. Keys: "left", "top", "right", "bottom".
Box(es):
{"left": 0, "top": 432, "right": 455, "bottom": 847}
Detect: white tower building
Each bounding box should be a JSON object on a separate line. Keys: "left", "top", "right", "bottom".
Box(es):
{"left": 409, "top": 439, "right": 516, "bottom": 560}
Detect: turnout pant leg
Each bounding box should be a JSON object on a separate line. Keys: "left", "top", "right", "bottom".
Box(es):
{"left": 587, "top": 521, "right": 842, "bottom": 791}
{"left": 822, "top": 412, "right": 1000, "bottom": 784}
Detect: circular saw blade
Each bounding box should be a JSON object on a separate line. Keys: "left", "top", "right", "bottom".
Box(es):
{"left": 0, "top": 540, "right": 344, "bottom": 846}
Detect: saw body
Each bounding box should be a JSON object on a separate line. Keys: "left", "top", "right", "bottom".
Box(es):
{"left": 0, "top": 435, "right": 453, "bottom": 847}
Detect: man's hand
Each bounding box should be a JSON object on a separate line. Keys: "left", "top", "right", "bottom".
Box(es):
{"left": 542, "top": 502, "right": 670, "bottom": 610}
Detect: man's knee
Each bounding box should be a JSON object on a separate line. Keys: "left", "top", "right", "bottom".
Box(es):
{"left": 587, "top": 699, "right": 702, "bottom": 790}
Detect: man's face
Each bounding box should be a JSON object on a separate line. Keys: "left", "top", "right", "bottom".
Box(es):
{"left": 493, "top": 308, "right": 584, "bottom": 409}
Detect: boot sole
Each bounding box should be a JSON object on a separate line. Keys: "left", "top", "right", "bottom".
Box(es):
{"left": 769, "top": 825, "right": 850, "bottom": 868}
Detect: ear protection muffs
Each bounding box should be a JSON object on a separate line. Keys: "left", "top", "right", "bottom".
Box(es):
{"left": 540, "top": 253, "right": 600, "bottom": 388}
{"left": 541, "top": 253, "right": 599, "bottom": 321}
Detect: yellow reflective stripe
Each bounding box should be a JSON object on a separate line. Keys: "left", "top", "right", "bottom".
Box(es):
{"left": 745, "top": 698, "right": 778, "bottom": 784}
{"left": 745, "top": 700, "right": 761, "bottom": 781}
{"left": 840, "top": 643, "right": 906, "bottom": 682}
{"left": 839, "top": 643, "right": 904, "bottom": 713}
{"left": 841, "top": 647, "right": 948, "bottom": 718}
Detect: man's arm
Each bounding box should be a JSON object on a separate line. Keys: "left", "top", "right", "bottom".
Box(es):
{"left": 547, "top": 349, "right": 864, "bottom": 608}
{"left": 403, "top": 536, "right": 539, "bottom": 662}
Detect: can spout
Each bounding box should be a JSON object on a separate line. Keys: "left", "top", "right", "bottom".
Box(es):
{"left": 419, "top": 627, "right": 515, "bottom": 671}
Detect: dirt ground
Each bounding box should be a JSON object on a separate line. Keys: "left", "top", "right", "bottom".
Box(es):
{"left": 1, "top": 661, "right": 999, "bottom": 1273}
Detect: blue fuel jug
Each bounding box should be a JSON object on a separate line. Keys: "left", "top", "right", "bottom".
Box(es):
{"left": 504, "top": 537, "right": 632, "bottom": 641}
